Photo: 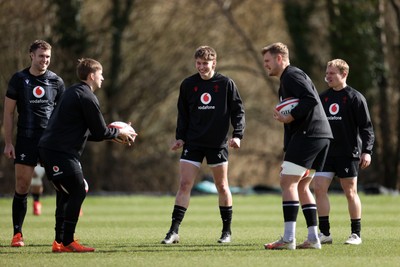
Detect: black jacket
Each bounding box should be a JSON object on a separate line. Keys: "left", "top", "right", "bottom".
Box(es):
{"left": 6, "top": 68, "right": 65, "bottom": 138}
{"left": 279, "top": 66, "right": 333, "bottom": 151}
{"left": 176, "top": 72, "right": 245, "bottom": 148}
{"left": 38, "top": 82, "right": 118, "bottom": 158}
{"left": 320, "top": 86, "right": 374, "bottom": 158}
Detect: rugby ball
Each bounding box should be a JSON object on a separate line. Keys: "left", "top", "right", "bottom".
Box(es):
{"left": 276, "top": 98, "right": 299, "bottom": 115}
{"left": 108, "top": 121, "right": 136, "bottom": 144}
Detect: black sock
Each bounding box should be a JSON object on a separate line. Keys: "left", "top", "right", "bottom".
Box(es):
{"left": 170, "top": 205, "right": 187, "bottom": 234}
{"left": 32, "top": 193, "right": 40, "bottom": 202}
{"left": 12, "top": 192, "right": 28, "bottom": 235}
{"left": 283, "top": 201, "right": 299, "bottom": 222}
{"left": 351, "top": 218, "right": 361, "bottom": 237}
{"left": 302, "top": 204, "right": 317, "bottom": 227}
{"left": 219, "top": 206, "right": 232, "bottom": 233}
{"left": 318, "top": 216, "right": 330, "bottom": 236}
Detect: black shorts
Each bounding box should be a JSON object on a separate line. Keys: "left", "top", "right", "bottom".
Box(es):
{"left": 14, "top": 136, "right": 40, "bottom": 166}
{"left": 38, "top": 148, "right": 82, "bottom": 181}
{"left": 321, "top": 156, "right": 359, "bottom": 178}
{"left": 180, "top": 145, "right": 228, "bottom": 165}
{"left": 284, "top": 135, "right": 330, "bottom": 171}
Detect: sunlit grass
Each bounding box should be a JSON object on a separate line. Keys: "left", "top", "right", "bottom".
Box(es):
{"left": 0, "top": 194, "right": 399, "bottom": 267}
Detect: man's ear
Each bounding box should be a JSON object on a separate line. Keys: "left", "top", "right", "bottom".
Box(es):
{"left": 89, "top": 72, "right": 95, "bottom": 81}
{"left": 276, "top": 54, "right": 283, "bottom": 64}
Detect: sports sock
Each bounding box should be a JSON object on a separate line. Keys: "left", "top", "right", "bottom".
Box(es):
{"left": 351, "top": 218, "right": 361, "bottom": 237}
{"left": 219, "top": 206, "right": 232, "bottom": 233}
{"left": 32, "top": 193, "right": 40, "bottom": 202}
{"left": 318, "top": 216, "right": 330, "bottom": 236}
{"left": 283, "top": 221, "right": 296, "bottom": 242}
{"left": 302, "top": 204, "right": 318, "bottom": 241}
{"left": 170, "top": 205, "right": 187, "bottom": 234}
{"left": 282, "top": 201, "right": 299, "bottom": 242}
{"left": 12, "top": 192, "right": 28, "bottom": 235}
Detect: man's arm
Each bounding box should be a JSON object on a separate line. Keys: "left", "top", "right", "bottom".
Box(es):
{"left": 3, "top": 96, "right": 17, "bottom": 159}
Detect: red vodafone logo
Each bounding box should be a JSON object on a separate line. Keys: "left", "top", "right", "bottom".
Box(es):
{"left": 329, "top": 103, "right": 339, "bottom": 115}
{"left": 200, "top": 93, "right": 211, "bottom": 105}
{"left": 33, "top": 86, "right": 45, "bottom": 98}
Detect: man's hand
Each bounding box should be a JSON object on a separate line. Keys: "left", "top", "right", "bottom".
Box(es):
{"left": 171, "top": 139, "right": 184, "bottom": 151}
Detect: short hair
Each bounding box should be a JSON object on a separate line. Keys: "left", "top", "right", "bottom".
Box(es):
{"left": 29, "top": 40, "right": 51, "bottom": 53}
{"left": 76, "top": 58, "right": 103, "bottom": 81}
{"left": 261, "top": 42, "right": 289, "bottom": 59}
{"left": 194, "top": 46, "right": 217, "bottom": 61}
{"left": 327, "top": 59, "right": 349, "bottom": 75}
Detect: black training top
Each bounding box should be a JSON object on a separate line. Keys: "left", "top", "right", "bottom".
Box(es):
{"left": 320, "top": 85, "right": 375, "bottom": 158}
{"left": 279, "top": 65, "right": 333, "bottom": 151}
{"left": 6, "top": 68, "right": 65, "bottom": 138}
{"left": 176, "top": 72, "right": 245, "bottom": 148}
{"left": 38, "top": 82, "right": 118, "bottom": 158}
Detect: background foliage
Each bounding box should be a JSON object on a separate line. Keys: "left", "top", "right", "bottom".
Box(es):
{"left": 0, "top": 0, "right": 399, "bottom": 194}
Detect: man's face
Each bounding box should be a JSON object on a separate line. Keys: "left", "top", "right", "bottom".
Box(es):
{"left": 92, "top": 69, "right": 104, "bottom": 91}
{"left": 30, "top": 48, "right": 51, "bottom": 74}
{"left": 325, "top": 66, "right": 346, "bottom": 89}
{"left": 195, "top": 58, "right": 215, "bottom": 80}
{"left": 263, "top": 52, "right": 280, "bottom": 77}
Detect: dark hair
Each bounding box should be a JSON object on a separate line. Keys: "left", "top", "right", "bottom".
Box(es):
{"left": 194, "top": 46, "right": 217, "bottom": 61}
{"left": 261, "top": 42, "right": 289, "bottom": 59}
{"left": 29, "top": 40, "right": 52, "bottom": 53}
{"left": 76, "top": 58, "right": 103, "bottom": 81}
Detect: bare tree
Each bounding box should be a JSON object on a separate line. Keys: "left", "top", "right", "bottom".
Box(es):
{"left": 388, "top": 0, "right": 400, "bottom": 189}
{"left": 1, "top": 0, "right": 399, "bottom": 194}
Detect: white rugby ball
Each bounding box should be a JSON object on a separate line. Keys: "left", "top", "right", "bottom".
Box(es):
{"left": 276, "top": 98, "right": 299, "bottom": 115}
{"left": 108, "top": 121, "right": 136, "bottom": 144}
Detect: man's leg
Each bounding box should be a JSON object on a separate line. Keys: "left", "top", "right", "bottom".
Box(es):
{"left": 31, "top": 165, "right": 45, "bottom": 215}
{"left": 174, "top": 161, "right": 199, "bottom": 208}
{"left": 314, "top": 174, "right": 333, "bottom": 241}
{"left": 211, "top": 163, "right": 232, "bottom": 243}
{"left": 11, "top": 164, "right": 34, "bottom": 247}
{"left": 297, "top": 175, "right": 321, "bottom": 249}
{"left": 211, "top": 163, "right": 231, "bottom": 206}
{"left": 54, "top": 174, "right": 94, "bottom": 252}
{"left": 59, "top": 175, "right": 87, "bottom": 246}
{"left": 51, "top": 184, "right": 67, "bottom": 252}
{"left": 341, "top": 177, "right": 362, "bottom": 245}
{"left": 265, "top": 161, "right": 307, "bottom": 250}
{"left": 280, "top": 174, "right": 301, "bottom": 243}
{"left": 162, "top": 161, "right": 199, "bottom": 244}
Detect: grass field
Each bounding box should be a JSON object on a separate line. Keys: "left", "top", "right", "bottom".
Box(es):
{"left": 0, "top": 194, "right": 399, "bottom": 267}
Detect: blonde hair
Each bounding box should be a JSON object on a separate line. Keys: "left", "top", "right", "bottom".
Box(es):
{"left": 327, "top": 59, "right": 349, "bottom": 75}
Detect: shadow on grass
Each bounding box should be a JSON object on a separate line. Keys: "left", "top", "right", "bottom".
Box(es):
{"left": 95, "top": 242, "right": 263, "bottom": 253}
{"left": 0, "top": 242, "right": 264, "bottom": 254}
